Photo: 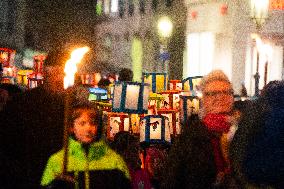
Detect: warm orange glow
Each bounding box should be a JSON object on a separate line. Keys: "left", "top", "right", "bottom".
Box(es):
{"left": 64, "top": 47, "right": 90, "bottom": 89}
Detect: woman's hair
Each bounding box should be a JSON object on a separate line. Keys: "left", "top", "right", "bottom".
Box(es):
{"left": 70, "top": 106, "right": 103, "bottom": 140}
{"left": 200, "top": 70, "right": 232, "bottom": 92}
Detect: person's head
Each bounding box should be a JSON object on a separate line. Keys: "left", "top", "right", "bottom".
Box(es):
{"left": 200, "top": 70, "right": 234, "bottom": 115}
{"left": 111, "top": 131, "right": 141, "bottom": 169}
{"left": 70, "top": 106, "right": 102, "bottom": 144}
{"left": 145, "top": 147, "right": 167, "bottom": 179}
{"left": 118, "top": 68, "right": 133, "bottom": 82}
{"left": 43, "top": 49, "right": 69, "bottom": 93}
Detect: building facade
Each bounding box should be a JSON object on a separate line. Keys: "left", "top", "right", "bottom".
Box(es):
{"left": 184, "top": 0, "right": 284, "bottom": 95}
{"left": 93, "top": 0, "right": 186, "bottom": 81}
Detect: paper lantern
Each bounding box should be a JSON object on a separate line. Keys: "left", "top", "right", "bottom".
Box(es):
{"left": 142, "top": 72, "right": 168, "bottom": 93}
{"left": 17, "top": 70, "right": 33, "bottom": 85}
{"left": 182, "top": 76, "right": 203, "bottom": 94}
{"left": 180, "top": 95, "right": 200, "bottom": 126}
{"left": 140, "top": 115, "right": 171, "bottom": 144}
{"left": 148, "top": 93, "right": 165, "bottom": 115}
{"left": 94, "top": 101, "right": 112, "bottom": 112}
{"left": 0, "top": 48, "right": 15, "bottom": 67}
{"left": 169, "top": 80, "right": 182, "bottom": 91}
{"left": 88, "top": 87, "right": 108, "bottom": 101}
{"left": 158, "top": 109, "right": 180, "bottom": 136}
{"left": 107, "top": 112, "right": 130, "bottom": 139}
{"left": 160, "top": 90, "right": 181, "bottom": 110}
{"left": 33, "top": 55, "right": 46, "bottom": 73}
{"left": 112, "top": 81, "right": 150, "bottom": 114}
{"left": 27, "top": 72, "right": 44, "bottom": 89}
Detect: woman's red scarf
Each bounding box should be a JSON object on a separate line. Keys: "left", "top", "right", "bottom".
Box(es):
{"left": 203, "top": 113, "right": 231, "bottom": 174}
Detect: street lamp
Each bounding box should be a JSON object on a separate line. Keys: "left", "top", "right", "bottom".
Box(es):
{"left": 250, "top": 0, "right": 269, "bottom": 97}
{"left": 157, "top": 16, "right": 173, "bottom": 74}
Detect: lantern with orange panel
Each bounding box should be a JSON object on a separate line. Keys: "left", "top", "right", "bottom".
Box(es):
{"left": 0, "top": 48, "right": 16, "bottom": 84}
{"left": 142, "top": 72, "right": 168, "bottom": 93}
{"left": 169, "top": 80, "right": 182, "bottom": 91}
{"left": 157, "top": 108, "right": 180, "bottom": 136}
{"left": 148, "top": 93, "right": 165, "bottom": 115}
{"left": 27, "top": 55, "right": 46, "bottom": 89}
{"left": 111, "top": 81, "right": 150, "bottom": 138}
{"left": 159, "top": 90, "right": 181, "bottom": 110}
{"left": 107, "top": 112, "right": 130, "bottom": 139}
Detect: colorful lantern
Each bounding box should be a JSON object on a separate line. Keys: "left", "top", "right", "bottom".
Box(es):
{"left": 94, "top": 101, "right": 112, "bottom": 112}
{"left": 0, "top": 48, "right": 15, "bottom": 67}
{"left": 17, "top": 69, "right": 33, "bottom": 85}
{"left": 148, "top": 93, "right": 165, "bottom": 115}
{"left": 182, "top": 76, "right": 203, "bottom": 94}
{"left": 180, "top": 95, "right": 200, "bottom": 126}
{"left": 160, "top": 90, "right": 181, "bottom": 110}
{"left": 158, "top": 109, "right": 180, "bottom": 136}
{"left": 88, "top": 87, "right": 108, "bottom": 101}
{"left": 27, "top": 55, "right": 46, "bottom": 89}
{"left": 0, "top": 48, "right": 16, "bottom": 84}
{"left": 169, "top": 80, "right": 182, "bottom": 91}
{"left": 140, "top": 115, "right": 171, "bottom": 144}
{"left": 142, "top": 72, "right": 168, "bottom": 93}
{"left": 107, "top": 112, "right": 130, "bottom": 139}
{"left": 112, "top": 81, "right": 150, "bottom": 114}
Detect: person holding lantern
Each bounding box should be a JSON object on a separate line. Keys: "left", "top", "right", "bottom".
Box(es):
{"left": 41, "top": 104, "right": 131, "bottom": 188}
{"left": 161, "top": 70, "right": 238, "bottom": 188}
{"left": 0, "top": 48, "right": 71, "bottom": 188}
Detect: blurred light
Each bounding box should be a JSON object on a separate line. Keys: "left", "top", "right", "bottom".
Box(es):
{"left": 157, "top": 16, "right": 173, "bottom": 38}
{"left": 250, "top": 0, "right": 269, "bottom": 28}
{"left": 64, "top": 47, "right": 89, "bottom": 89}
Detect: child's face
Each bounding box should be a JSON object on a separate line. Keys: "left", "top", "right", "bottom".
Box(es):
{"left": 73, "top": 111, "right": 98, "bottom": 144}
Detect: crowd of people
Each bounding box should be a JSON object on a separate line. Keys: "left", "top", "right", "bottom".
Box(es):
{"left": 0, "top": 48, "right": 283, "bottom": 189}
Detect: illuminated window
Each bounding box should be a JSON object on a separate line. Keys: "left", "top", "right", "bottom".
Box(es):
{"left": 104, "top": 0, "right": 110, "bottom": 14}
{"left": 184, "top": 32, "right": 215, "bottom": 77}
{"left": 111, "top": 0, "right": 119, "bottom": 12}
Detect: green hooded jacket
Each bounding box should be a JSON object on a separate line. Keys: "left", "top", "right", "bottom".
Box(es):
{"left": 41, "top": 138, "right": 130, "bottom": 188}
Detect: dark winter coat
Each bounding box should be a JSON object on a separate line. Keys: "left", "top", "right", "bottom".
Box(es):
{"left": 160, "top": 115, "right": 216, "bottom": 189}
{"left": 0, "top": 86, "right": 65, "bottom": 189}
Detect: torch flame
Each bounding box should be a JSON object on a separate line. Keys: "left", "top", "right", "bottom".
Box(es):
{"left": 64, "top": 47, "right": 90, "bottom": 89}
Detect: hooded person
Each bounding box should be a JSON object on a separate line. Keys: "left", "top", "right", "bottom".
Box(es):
{"left": 41, "top": 101, "right": 131, "bottom": 189}
{"left": 230, "top": 80, "right": 284, "bottom": 188}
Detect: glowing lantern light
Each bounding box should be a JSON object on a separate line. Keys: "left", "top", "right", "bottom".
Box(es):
{"left": 140, "top": 115, "right": 171, "bottom": 144}
{"left": 142, "top": 72, "right": 168, "bottom": 93}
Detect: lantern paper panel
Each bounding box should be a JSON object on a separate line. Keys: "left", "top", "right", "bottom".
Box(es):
{"left": 17, "top": 70, "right": 33, "bottom": 85}
{"left": 112, "top": 81, "right": 150, "bottom": 114}
{"left": 169, "top": 80, "right": 182, "bottom": 91}
{"left": 27, "top": 73, "right": 44, "bottom": 89}
{"left": 142, "top": 72, "right": 168, "bottom": 93}
{"left": 180, "top": 95, "right": 200, "bottom": 126}
{"left": 160, "top": 90, "right": 181, "bottom": 110}
{"left": 182, "top": 76, "right": 203, "bottom": 93}
{"left": 33, "top": 55, "right": 46, "bottom": 73}
{"left": 88, "top": 87, "right": 108, "bottom": 101}
{"left": 158, "top": 109, "right": 180, "bottom": 136}
{"left": 107, "top": 113, "right": 129, "bottom": 139}
{"left": 0, "top": 48, "right": 15, "bottom": 67}
{"left": 140, "top": 115, "right": 171, "bottom": 144}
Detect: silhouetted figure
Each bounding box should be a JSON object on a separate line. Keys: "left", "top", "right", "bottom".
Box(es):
{"left": 118, "top": 68, "right": 133, "bottom": 82}
{"left": 0, "top": 48, "right": 68, "bottom": 188}
{"left": 230, "top": 80, "right": 284, "bottom": 188}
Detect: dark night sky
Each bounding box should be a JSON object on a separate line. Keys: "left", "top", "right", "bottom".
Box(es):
{"left": 26, "top": 0, "right": 97, "bottom": 51}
